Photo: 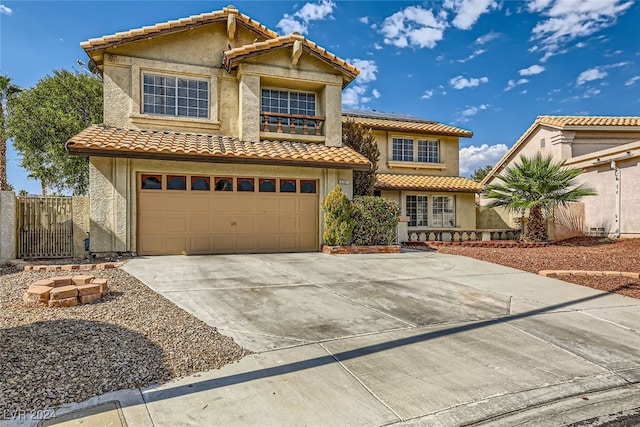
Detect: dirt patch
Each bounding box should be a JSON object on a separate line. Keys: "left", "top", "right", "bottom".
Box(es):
{"left": 432, "top": 237, "right": 640, "bottom": 299}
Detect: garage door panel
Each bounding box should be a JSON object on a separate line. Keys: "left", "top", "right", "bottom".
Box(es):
{"left": 299, "top": 197, "right": 318, "bottom": 213}
{"left": 165, "top": 216, "right": 187, "bottom": 233}
{"left": 189, "top": 215, "right": 211, "bottom": 233}
{"left": 300, "top": 216, "right": 317, "bottom": 233}
{"left": 137, "top": 175, "right": 319, "bottom": 255}
{"left": 165, "top": 236, "right": 187, "bottom": 254}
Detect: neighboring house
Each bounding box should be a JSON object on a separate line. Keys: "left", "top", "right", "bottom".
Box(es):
{"left": 481, "top": 115, "right": 640, "bottom": 238}
{"left": 342, "top": 110, "right": 481, "bottom": 236}
{"left": 66, "top": 6, "right": 370, "bottom": 255}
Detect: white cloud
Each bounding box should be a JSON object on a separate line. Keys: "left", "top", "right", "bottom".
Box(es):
{"left": 582, "top": 87, "right": 601, "bottom": 98}
{"left": 449, "top": 75, "right": 489, "bottom": 89}
{"left": 277, "top": 0, "right": 336, "bottom": 35}
{"left": 504, "top": 78, "right": 529, "bottom": 91}
{"left": 457, "top": 48, "right": 485, "bottom": 63}
{"left": 342, "top": 59, "right": 379, "bottom": 108}
{"left": 359, "top": 16, "right": 369, "bottom": 24}
{"left": 349, "top": 58, "right": 378, "bottom": 83}
{"left": 529, "top": 0, "right": 633, "bottom": 61}
{"left": 519, "top": 64, "right": 545, "bottom": 76}
{"left": 475, "top": 31, "right": 500, "bottom": 45}
{"left": 0, "top": 4, "right": 12, "bottom": 15}
{"left": 459, "top": 144, "right": 509, "bottom": 176}
{"left": 445, "top": 0, "right": 498, "bottom": 30}
{"left": 576, "top": 67, "right": 607, "bottom": 85}
{"left": 460, "top": 103, "right": 489, "bottom": 118}
{"left": 421, "top": 89, "right": 435, "bottom": 99}
{"left": 625, "top": 76, "right": 640, "bottom": 86}
{"left": 374, "top": 43, "right": 383, "bottom": 50}
{"left": 380, "top": 6, "right": 448, "bottom": 49}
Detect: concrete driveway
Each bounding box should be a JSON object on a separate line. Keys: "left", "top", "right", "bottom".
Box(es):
{"left": 114, "top": 251, "right": 640, "bottom": 426}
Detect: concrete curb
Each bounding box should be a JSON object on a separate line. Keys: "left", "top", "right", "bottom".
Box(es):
{"left": 539, "top": 270, "right": 640, "bottom": 278}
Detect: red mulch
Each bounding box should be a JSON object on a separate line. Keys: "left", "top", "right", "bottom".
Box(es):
{"left": 433, "top": 237, "right": 640, "bottom": 299}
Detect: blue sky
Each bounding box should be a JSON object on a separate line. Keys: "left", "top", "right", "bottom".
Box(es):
{"left": 1, "top": 0, "right": 639, "bottom": 194}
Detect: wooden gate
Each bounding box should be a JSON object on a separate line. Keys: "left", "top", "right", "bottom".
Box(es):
{"left": 18, "top": 197, "right": 73, "bottom": 258}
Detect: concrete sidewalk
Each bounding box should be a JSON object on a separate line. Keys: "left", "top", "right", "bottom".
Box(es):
{"left": 10, "top": 251, "right": 640, "bottom": 426}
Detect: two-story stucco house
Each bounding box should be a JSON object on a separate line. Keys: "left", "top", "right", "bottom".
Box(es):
{"left": 342, "top": 110, "right": 481, "bottom": 236}
{"left": 481, "top": 115, "right": 640, "bottom": 238}
{"left": 67, "top": 6, "right": 372, "bottom": 255}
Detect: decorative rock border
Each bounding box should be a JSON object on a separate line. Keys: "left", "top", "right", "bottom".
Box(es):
{"left": 322, "top": 245, "right": 402, "bottom": 254}
{"left": 23, "top": 275, "right": 110, "bottom": 308}
{"left": 8, "top": 259, "right": 124, "bottom": 271}
{"left": 405, "top": 241, "right": 553, "bottom": 248}
{"left": 539, "top": 270, "right": 640, "bottom": 278}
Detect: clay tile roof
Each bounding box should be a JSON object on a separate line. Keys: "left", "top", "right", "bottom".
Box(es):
{"left": 66, "top": 125, "right": 371, "bottom": 171}
{"left": 481, "top": 115, "right": 640, "bottom": 185}
{"left": 80, "top": 6, "right": 279, "bottom": 51}
{"left": 223, "top": 34, "right": 359, "bottom": 85}
{"left": 375, "top": 174, "right": 482, "bottom": 193}
{"left": 342, "top": 110, "right": 472, "bottom": 138}
{"left": 537, "top": 115, "right": 640, "bottom": 128}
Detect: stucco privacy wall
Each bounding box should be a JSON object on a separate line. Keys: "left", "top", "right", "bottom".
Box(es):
{"left": 0, "top": 191, "right": 16, "bottom": 262}
{"left": 89, "top": 156, "right": 353, "bottom": 254}
{"left": 379, "top": 190, "right": 476, "bottom": 231}
{"left": 72, "top": 196, "right": 90, "bottom": 257}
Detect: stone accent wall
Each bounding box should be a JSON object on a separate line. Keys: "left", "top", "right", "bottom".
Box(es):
{"left": 0, "top": 191, "right": 17, "bottom": 263}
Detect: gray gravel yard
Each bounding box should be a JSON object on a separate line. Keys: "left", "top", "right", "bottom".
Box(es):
{"left": 0, "top": 265, "right": 249, "bottom": 413}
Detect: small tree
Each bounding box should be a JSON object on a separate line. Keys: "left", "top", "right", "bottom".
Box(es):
{"left": 483, "top": 153, "right": 596, "bottom": 242}
{"left": 0, "top": 75, "right": 21, "bottom": 191}
{"left": 342, "top": 119, "right": 379, "bottom": 196}
{"left": 7, "top": 69, "right": 102, "bottom": 195}
{"left": 352, "top": 196, "right": 400, "bottom": 245}
{"left": 470, "top": 165, "right": 493, "bottom": 182}
{"left": 321, "top": 186, "right": 354, "bottom": 245}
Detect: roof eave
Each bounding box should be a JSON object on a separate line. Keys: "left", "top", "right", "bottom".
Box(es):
{"left": 66, "top": 144, "right": 371, "bottom": 171}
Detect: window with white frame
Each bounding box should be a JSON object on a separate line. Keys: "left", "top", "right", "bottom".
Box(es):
{"left": 392, "top": 138, "right": 414, "bottom": 162}
{"left": 432, "top": 196, "right": 455, "bottom": 227}
{"left": 261, "top": 89, "right": 316, "bottom": 116}
{"left": 406, "top": 195, "right": 429, "bottom": 227}
{"left": 418, "top": 140, "right": 440, "bottom": 163}
{"left": 143, "top": 74, "right": 209, "bottom": 118}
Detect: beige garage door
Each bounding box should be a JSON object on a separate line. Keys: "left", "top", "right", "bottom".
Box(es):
{"left": 137, "top": 174, "right": 319, "bottom": 255}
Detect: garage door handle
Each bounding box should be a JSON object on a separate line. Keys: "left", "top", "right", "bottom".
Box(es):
{"left": 231, "top": 221, "right": 237, "bottom": 225}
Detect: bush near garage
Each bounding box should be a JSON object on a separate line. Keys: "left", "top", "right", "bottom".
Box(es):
{"left": 321, "top": 186, "right": 355, "bottom": 246}
{"left": 351, "top": 196, "right": 400, "bottom": 246}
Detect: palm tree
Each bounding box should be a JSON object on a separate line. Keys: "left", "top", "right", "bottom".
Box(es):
{"left": 0, "top": 75, "right": 21, "bottom": 191}
{"left": 483, "top": 153, "right": 596, "bottom": 242}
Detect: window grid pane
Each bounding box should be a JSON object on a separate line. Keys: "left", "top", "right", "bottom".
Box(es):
{"left": 433, "top": 196, "right": 455, "bottom": 227}
{"left": 418, "top": 140, "right": 439, "bottom": 163}
{"left": 261, "top": 89, "right": 315, "bottom": 116}
{"left": 392, "top": 138, "right": 414, "bottom": 162}
{"left": 406, "top": 196, "right": 428, "bottom": 227}
{"left": 143, "top": 73, "right": 208, "bottom": 118}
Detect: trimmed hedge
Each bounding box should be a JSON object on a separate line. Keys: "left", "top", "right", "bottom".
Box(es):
{"left": 321, "top": 186, "right": 354, "bottom": 245}
{"left": 351, "top": 196, "right": 400, "bottom": 246}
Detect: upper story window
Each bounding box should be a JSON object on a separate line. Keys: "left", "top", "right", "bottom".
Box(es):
{"left": 392, "top": 138, "right": 414, "bottom": 162}
{"left": 417, "top": 140, "right": 440, "bottom": 163}
{"left": 143, "top": 73, "right": 208, "bottom": 118}
{"left": 261, "top": 89, "right": 315, "bottom": 116}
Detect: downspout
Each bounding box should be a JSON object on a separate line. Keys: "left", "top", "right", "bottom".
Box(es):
{"left": 611, "top": 160, "right": 621, "bottom": 238}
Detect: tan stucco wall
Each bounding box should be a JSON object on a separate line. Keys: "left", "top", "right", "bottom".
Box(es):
{"left": 380, "top": 190, "right": 476, "bottom": 229}
{"left": 72, "top": 196, "right": 90, "bottom": 257}
{"left": 476, "top": 206, "right": 517, "bottom": 229}
{"left": 0, "top": 191, "right": 16, "bottom": 262}
{"left": 100, "top": 22, "right": 346, "bottom": 148}
{"left": 89, "top": 156, "right": 352, "bottom": 254}
{"left": 371, "top": 129, "right": 460, "bottom": 176}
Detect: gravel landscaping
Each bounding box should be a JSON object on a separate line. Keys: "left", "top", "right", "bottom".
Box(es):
{"left": 0, "top": 265, "right": 249, "bottom": 413}
{"left": 432, "top": 237, "right": 640, "bottom": 299}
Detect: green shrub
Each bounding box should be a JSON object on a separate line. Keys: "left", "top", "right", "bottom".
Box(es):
{"left": 321, "top": 186, "right": 354, "bottom": 245}
{"left": 352, "top": 196, "right": 400, "bottom": 245}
